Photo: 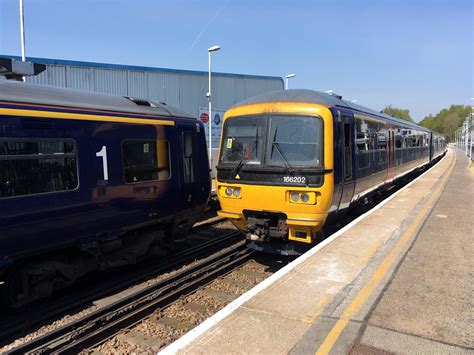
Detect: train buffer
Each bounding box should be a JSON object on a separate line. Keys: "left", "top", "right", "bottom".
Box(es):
{"left": 160, "top": 148, "right": 473, "bottom": 355}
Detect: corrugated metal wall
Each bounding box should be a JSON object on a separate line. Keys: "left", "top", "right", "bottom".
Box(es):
{"left": 21, "top": 59, "right": 284, "bottom": 119}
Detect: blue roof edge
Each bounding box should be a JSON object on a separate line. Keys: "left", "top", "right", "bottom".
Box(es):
{"left": 0, "top": 54, "right": 284, "bottom": 86}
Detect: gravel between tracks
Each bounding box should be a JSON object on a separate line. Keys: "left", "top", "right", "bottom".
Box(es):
{"left": 93, "top": 257, "right": 284, "bottom": 354}
{"left": 0, "top": 220, "right": 237, "bottom": 353}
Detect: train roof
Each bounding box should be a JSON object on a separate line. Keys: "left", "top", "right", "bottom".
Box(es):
{"left": 234, "top": 89, "right": 429, "bottom": 131}
{"left": 0, "top": 80, "right": 195, "bottom": 119}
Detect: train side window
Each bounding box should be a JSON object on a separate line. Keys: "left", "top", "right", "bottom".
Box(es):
{"left": 182, "top": 132, "right": 195, "bottom": 184}
{"left": 122, "top": 139, "right": 170, "bottom": 183}
{"left": 355, "top": 118, "right": 370, "bottom": 169}
{"left": 343, "top": 122, "right": 352, "bottom": 181}
{"left": 0, "top": 139, "right": 78, "bottom": 199}
{"left": 395, "top": 136, "right": 402, "bottom": 149}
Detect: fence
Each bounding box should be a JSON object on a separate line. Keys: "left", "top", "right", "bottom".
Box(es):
{"left": 455, "top": 112, "right": 474, "bottom": 161}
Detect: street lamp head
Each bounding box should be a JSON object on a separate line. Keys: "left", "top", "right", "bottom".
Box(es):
{"left": 350, "top": 100, "right": 358, "bottom": 103}
{"left": 208, "top": 45, "right": 221, "bottom": 52}
{"left": 285, "top": 73, "right": 296, "bottom": 79}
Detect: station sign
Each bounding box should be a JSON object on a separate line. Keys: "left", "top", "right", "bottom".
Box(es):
{"left": 200, "top": 112, "right": 209, "bottom": 123}
{"left": 199, "top": 107, "right": 225, "bottom": 148}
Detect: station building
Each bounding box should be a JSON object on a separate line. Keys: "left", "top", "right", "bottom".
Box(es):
{"left": 0, "top": 55, "right": 284, "bottom": 172}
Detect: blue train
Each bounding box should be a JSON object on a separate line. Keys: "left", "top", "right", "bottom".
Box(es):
{"left": 0, "top": 80, "right": 211, "bottom": 306}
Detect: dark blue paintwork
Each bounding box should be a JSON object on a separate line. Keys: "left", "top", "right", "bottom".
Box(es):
{"left": 0, "top": 100, "right": 211, "bottom": 269}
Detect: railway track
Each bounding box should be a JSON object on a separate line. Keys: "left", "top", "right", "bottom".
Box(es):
{"left": 6, "top": 236, "right": 252, "bottom": 354}
{"left": 0, "top": 219, "right": 232, "bottom": 348}
{"left": 3, "top": 163, "right": 443, "bottom": 353}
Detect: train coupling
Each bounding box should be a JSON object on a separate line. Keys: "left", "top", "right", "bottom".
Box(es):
{"left": 245, "top": 216, "right": 288, "bottom": 243}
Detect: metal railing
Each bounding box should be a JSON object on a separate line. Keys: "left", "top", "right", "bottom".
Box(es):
{"left": 455, "top": 112, "right": 474, "bottom": 161}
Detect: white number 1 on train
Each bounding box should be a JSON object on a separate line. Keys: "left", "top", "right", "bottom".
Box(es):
{"left": 96, "top": 146, "right": 109, "bottom": 181}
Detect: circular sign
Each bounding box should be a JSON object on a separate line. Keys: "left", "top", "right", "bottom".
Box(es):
{"left": 200, "top": 112, "right": 209, "bottom": 123}
{"left": 214, "top": 113, "right": 221, "bottom": 125}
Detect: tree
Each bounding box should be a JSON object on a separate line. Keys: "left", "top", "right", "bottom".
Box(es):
{"left": 382, "top": 105, "right": 414, "bottom": 122}
{"left": 419, "top": 105, "right": 470, "bottom": 142}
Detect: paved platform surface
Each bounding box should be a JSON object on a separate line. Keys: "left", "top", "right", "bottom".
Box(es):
{"left": 162, "top": 149, "right": 473, "bottom": 355}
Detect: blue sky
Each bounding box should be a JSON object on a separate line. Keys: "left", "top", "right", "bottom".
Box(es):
{"left": 0, "top": 0, "right": 472, "bottom": 120}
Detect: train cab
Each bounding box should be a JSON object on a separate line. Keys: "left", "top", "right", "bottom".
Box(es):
{"left": 215, "top": 91, "right": 336, "bottom": 254}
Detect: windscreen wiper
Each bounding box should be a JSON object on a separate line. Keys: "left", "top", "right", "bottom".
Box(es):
{"left": 272, "top": 142, "right": 294, "bottom": 174}
{"left": 271, "top": 127, "right": 294, "bottom": 174}
{"left": 232, "top": 127, "right": 260, "bottom": 177}
{"left": 232, "top": 157, "right": 246, "bottom": 177}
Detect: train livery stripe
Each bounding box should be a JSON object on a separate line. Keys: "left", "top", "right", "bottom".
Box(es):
{"left": 0, "top": 100, "right": 176, "bottom": 120}
{"left": 0, "top": 108, "right": 176, "bottom": 126}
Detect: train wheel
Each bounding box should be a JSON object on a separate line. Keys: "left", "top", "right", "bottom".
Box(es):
{"left": 0, "top": 266, "right": 24, "bottom": 309}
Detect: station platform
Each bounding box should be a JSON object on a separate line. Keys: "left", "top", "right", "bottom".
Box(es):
{"left": 162, "top": 149, "right": 473, "bottom": 355}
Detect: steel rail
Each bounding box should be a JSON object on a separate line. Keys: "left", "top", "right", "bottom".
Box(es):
{"left": 6, "top": 233, "right": 249, "bottom": 354}
{"left": 57, "top": 247, "right": 254, "bottom": 354}
{"left": 0, "top": 229, "right": 240, "bottom": 345}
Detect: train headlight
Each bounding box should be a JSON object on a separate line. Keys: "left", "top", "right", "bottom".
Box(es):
{"left": 300, "top": 193, "right": 310, "bottom": 203}
{"left": 220, "top": 186, "right": 242, "bottom": 199}
{"left": 289, "top": 191, "right": 317, "bottom": 205}
{"left": 290, "top": 192, "right": 300, "bottom": 202}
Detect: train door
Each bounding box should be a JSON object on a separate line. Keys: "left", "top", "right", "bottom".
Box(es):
{"left": 179, "top": 124, "right": 199, "bottom": 210}
{"left": 387, "top": 128, "right": 396, "bottom": 179}
{"left": 429, "top": 131, "right": 433, "bottom": 161}
{"left": 339, "top": 115, "right": 355, "bottom": 209}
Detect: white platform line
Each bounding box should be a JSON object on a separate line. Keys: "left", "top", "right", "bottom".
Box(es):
{"left": 159, "top": 152, "right": 448, "bottom": 355}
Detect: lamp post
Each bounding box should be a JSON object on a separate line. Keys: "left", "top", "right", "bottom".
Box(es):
{"left": 207, "top": 45, "right": 220, "bottom": 175}
{"left": 285, "top": 73, "right": 295, "bottom": 90}
{"left": 19, "top": 0, "right": 26, "bottom": 81}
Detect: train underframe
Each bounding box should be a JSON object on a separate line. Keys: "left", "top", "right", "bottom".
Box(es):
{"left": 239, "top": 210, "right": 323, "bottom": 256}
{"left": 0, "top": 208, "right": 203, "bottom": 308}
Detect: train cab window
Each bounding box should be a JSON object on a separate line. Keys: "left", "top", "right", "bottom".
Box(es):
{"left": 182, "top": 132, "right": 195, "bottom": 184}
{"left": 266, "top": 115, "right": 323, "bottom": 167}
{"left": 0, "top": 139, "right": 78, "bottom": 198}
{"left": 122, "top": 139, "right": 170, "bottom": 183}
{"left": 220, "top": 116, "right": 265, "bottom": 164}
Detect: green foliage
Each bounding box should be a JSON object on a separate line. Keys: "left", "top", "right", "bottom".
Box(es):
{"left": 382, "top": 105, "right": 414, "bottom": 122}
{"left": 419, "top": 105, "right": 470, "bottom": 142}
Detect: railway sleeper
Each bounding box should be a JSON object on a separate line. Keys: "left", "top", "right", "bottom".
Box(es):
{"left": 117, "top": 331, "right": 164, "bottom": 353}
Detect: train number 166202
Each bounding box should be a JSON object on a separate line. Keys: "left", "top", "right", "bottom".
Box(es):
{"left": 283, "top": 176, "right": 306, "bottom": 184}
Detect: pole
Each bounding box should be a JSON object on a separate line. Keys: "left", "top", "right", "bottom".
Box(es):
{"left": 19, "top": 0, "right": 26, "bottom": 81}
{"left": 208, "top": 50, "right": 212, "bottom": 175}
{"left": 285, "top": 77, "right": 288, "bottom": 90}
{"left": 19, "top": 0, "right": 26, "bottom": 61}
{"left": 465, "top": 120, "right": 469, "bottom": 156}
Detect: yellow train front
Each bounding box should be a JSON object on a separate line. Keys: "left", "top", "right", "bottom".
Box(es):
{"left": 215, "top": 90, "right": 335, "bottom": 255}
{"left": 215, "top": 89, "right": 443, "bottom": 255}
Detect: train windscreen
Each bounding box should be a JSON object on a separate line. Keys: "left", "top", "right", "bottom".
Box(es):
{"left": 219, "top": 115, "right": 323, "bottom": 168}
